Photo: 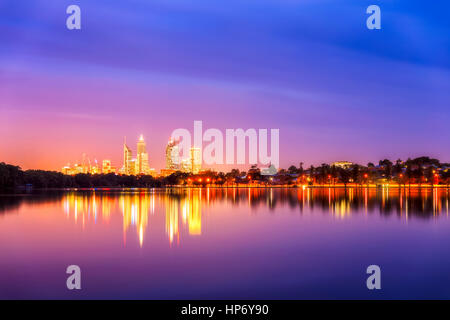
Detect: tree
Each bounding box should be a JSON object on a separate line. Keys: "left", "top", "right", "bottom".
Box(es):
{"left": 308, "top": 165, "right": 315, "bottom": 184}
{"left": 350, "top": 165, "right": 360, "bottom": 184}
{"left": 384, "top": 163, "right": 392, "bottom": 180}
{"left": 0, "top": 163, "right": 23, "bottom": 188}
{"left": 248, "top": 165, "right": 262, "bottom": 180}
{"left": 288, "top": 165, "right": 298, "bottom": 174}
{"left": 424, "top": 167, "right": 434, "bottom": 185}
{"left": 405, "top": 163, "right": 413, "bottom": 187}
{"left": 414, "top": 166, "right": 424, "bottom": 186}
{"left": 393, "top": 159, "right": 403, "bottom": 176}
{"left": 338, "top": 167, "right": 351, "bottom": 188}
{"left": 443, "top": 170, "right": 450, "bottom": 187}
{"left": 74, "top": 174, "right": 92, "bottom": 188}
{"left": 298, "top": 162, "right": 304, "bottom": 176}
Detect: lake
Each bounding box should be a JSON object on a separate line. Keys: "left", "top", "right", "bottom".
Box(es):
{"left": 0, "top": 187, "right": 449, "bottom": 299}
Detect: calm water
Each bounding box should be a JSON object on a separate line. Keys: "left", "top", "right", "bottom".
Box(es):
{"left": 0, "top": 187, "right": 449, "bottom": 299}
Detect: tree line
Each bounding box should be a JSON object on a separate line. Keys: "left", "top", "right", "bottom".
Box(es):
{"left": 1, "top": 156, "right": 450, "bottom": 189}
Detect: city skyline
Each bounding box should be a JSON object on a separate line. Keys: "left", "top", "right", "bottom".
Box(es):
{"left": 58, "top": 132, "right": 450, "bottom": 176}
{"left": 16, "top": 130, "right": 450, "bottom": 175}
{"left": 62, "top": 134, "right": 205, "bottom": 175}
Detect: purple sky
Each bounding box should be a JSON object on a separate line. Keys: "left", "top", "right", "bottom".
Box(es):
{"left": 0, "top": 0, "right": 449, "bottom": 171}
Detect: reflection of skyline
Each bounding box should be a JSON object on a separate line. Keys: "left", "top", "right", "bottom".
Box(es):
{"left": 1, "top": 188, "right": 449, "bottom": 246}
{"left": 166, "top": 189, "right": 202, "bottom": 246}
{"left": 60, "top": 190, "right": 203, "bottom": 247}
{"left": 120, "top": 192, "right": 153, "bottom": 247}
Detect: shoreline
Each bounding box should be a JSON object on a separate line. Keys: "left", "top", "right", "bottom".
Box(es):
{"left": 7, "top": 184, "right": 450, "bottom": 192}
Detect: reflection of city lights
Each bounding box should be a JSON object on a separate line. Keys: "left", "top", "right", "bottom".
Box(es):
{"left": 60, "top": 188, "right": 449, "bottom": 247}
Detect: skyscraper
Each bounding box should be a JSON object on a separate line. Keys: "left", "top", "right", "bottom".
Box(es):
{"left": 181, "top": 158, "right": 191, "bottom": 173}
{"left": 166, "top": 137, "right": 180, "bottom": 170}
{"left": 190, "top": 147, "right": 201, "bottom": 174}
{"left": 136, "top": 134, "right": 150, "bottom": 175}
{"left": 123, "top": 137, "right": 133, "bottom": 175}
{"left": 82, "top": 153, "right": 89, "bottom": 173}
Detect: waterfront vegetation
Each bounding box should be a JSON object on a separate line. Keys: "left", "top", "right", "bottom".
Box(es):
{"left": 1, "top": 157, "right": 450, "bottom": 189}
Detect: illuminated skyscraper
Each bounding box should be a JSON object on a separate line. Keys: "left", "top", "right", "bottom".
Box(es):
{"left": 90, "top": 159, "right": 99, "bottom": 174}
{"left": 166, "top": 137, "right": 180, "bottom": 170}
{"left": 190, "top": 147, "right": 201, "bottom": 174}
{"left": 136, "top": 134, "right": 150, "bottom": 175}
{"left": 123, "top": 137, "right": 133, "bottom": 175}
{"left": 61, "top": 166, "right": 71, "bottom": 175}
{"left": 181, "top": 158, "right": 191, "bottom": 173}
{"left": 82, "top": 153, "right": 89, "bottom": 173}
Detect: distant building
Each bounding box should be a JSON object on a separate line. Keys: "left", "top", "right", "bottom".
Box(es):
{"left": 62, "top": 163, "right": 85, "bottom": 175}
{"left": 120, "top": 135, "right": 151, "bottom": 175}
{"left": 102, "top": 160, "right": 115, "bottom": 174}
{"left": 181, "top": 158, "right": 191, "bottom": 173}
{"left": 190, "top": 147, "right": 201, "bottom": 174}
{"left": 61, "top": 166, "right": 71, "bottom": 175}
{"left": 129, "top": 159, "right": 137, "bottom": 174}
{"left": 90, "top": 161, "right": 100, "bottom": 174}
{"left": 136, "top": 134, "right": 150, "bottom": 175}
{"left": 81, "top": 153, "right": 89, "bottom": 173}
{"left": 332, "top": 161, "right": 353, "bottom": 169}
{"left": 166, "top": 137, "right": 180, "bottom": 170}
{"left": 123, "top": 137, "right": 134, "bottom": 175}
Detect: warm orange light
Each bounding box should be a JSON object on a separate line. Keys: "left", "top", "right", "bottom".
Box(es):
{"left": 206, "top": 178, "right": 210, "bottom": 182}
{"left": 198, "top": 178, "right": 202, "bottom": 182}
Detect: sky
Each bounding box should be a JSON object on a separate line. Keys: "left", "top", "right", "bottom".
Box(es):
{"left": 0, "top": 0, "right": 449, "bottom": 171}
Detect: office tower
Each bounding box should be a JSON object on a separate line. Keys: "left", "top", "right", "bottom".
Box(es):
{"left": 181, "top": 158, "right": 191, "bottom": 173}
{"left": 136, "top": 134, "right": 150, "bottom": 175}
{"left": 166, "top": 137, "right": 180, "bottom": 170}
{"left": 61, "top": 166, "right": 71, "bottom": 175}
{"left": 90, "top": 159, "right": 99, "bottom": 174}
{"left": 123, "top": 137, "right": 133, "bottom": 175}
{"left": 129, "top": 159, "right": 137, "bottom": 175}
{"left": 331, "top": 161, "right": 353, "bottom": 169}
{"left": 82, "top": 153, "right": 89, "bottom": 173}
{"left": 102, "top": 160, "right": 115, "bottom": 174}
{"left": 190, "top": 147, "right": 201, "bottom": 174}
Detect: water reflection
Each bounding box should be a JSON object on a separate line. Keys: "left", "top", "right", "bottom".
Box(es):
{"left": 60, "top": 189, "right": 205, "bottom": 247}
{"left": 1, "top": 187, "right": 449, "bottom": 246}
